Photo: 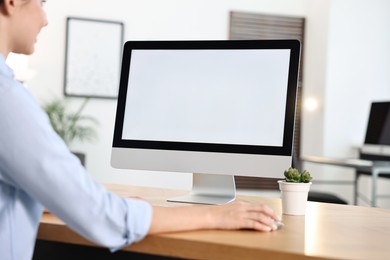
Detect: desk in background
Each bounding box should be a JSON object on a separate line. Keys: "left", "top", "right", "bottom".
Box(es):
{"left": 37, "top": 184, "right": 390, "bottom": 260}
{"left": 302, "top": 156, "right": 390, "bottom": 206}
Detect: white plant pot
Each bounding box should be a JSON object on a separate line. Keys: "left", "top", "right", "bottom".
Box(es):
{"left": 278, "top": 180, "right": 312, "bottom": 215}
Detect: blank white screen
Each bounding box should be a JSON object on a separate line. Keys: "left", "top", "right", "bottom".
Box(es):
{"left": 122, "top": 49, "right": 290, "bottom": 147}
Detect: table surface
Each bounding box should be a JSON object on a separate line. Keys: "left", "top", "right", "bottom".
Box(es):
{"left": 302, "top": 155, "right": 374, "bottom": 168}
{"left": 38, "top": 183, "right": 390, "bottom": 260}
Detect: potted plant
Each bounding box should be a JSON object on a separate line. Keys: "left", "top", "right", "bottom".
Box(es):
{"left": 277, "top": 168, "right": 312, "bottom": 215}
{"left": 43, "top": 98, "right": 98, "bottom": 165}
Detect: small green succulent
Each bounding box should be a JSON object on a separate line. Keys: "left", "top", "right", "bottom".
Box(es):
{"left": 284, "top": 168, "right": 312, "bottom": 183}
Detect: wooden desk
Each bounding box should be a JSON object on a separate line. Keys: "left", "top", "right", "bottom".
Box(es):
{"left": 38, "top": 184, "right": 390, "bottom": 260}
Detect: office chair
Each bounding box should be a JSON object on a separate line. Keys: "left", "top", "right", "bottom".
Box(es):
{"left": 354, "top": 101, "right": 390, "bottom": 206}
{"left": 354, "top": 152, "right": 390, "bottom": 206}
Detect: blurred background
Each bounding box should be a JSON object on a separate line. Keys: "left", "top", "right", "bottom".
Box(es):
{"left": 11, "top": 0, "right": 390, "bottom": 208}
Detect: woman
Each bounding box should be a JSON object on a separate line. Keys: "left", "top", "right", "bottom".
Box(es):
{"left": 0, "top": 0, "right": 281, "bottom": 259}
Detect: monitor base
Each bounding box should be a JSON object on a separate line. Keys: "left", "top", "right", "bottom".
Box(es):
{"left": 168, "top": 173, "right": 236, "bottom": 205}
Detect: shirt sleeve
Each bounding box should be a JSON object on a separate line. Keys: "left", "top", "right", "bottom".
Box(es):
{"left": 0, "top": 82, "right": 153, "bottom": 250}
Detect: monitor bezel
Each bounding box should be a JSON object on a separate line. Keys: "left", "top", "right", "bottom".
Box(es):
{"left": 112, "top": 40, "right": 300, "bottom": 156}
{"left": 364, "top": 101, "right": 390, "bottom": 145}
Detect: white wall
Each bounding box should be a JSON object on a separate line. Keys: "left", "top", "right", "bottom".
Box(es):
{"left": 302, "top": 0, "right": 390, "bottom": 207}
{"left": 24, "top": 0, "right": 390, "bottom": 207}
{"left": 325, "top": 0, "right": 390, "bottom": 155}
{"left": 301, "top": 0, "right": 331, "bottom": 160}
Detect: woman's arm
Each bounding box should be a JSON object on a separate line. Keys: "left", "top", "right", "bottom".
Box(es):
{"left": 149, "top": 201, "right": 281, "bottom": 234}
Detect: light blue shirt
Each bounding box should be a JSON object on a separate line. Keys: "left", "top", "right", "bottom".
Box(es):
{"left": 0, "top": 55, "right": 152, "bottom": 260}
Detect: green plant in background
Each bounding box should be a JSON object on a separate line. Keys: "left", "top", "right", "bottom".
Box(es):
{"left": 284, "top": 168, "right": 312, "bottom": 183}
{"left": 43, "top": 98, "right": 99, "bottom": 146}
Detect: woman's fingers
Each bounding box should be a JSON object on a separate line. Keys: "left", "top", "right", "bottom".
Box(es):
{"left": 244, "top": 211, "right": 278, "bottom": 231}
{"left": 213, "top": 201, "right": 282, "bottom": 232}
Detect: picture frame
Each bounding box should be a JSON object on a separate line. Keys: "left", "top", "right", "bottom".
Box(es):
{"left": 64, "top": 17, "right": 124, "bottom": 99}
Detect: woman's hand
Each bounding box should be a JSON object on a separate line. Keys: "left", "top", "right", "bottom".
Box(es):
{"left": 207, "top": 200, "right": 281, "bottom": 232}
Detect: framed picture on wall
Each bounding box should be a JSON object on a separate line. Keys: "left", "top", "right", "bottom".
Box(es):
{"left": 64, "top": 17, "right": 124, "bottom": 99}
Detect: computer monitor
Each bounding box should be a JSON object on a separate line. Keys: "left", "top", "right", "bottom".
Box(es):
{"left": 364, "top": 101, "right": 390, "bottom": 145}
{"left": 361, "top": 101, "right": 390, "bottom": 157}
{"left": 111, "top": 40, "right": 300, "bottom": 204}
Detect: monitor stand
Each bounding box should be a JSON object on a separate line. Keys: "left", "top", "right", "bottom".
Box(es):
{"left": 167, "top": 173, "right": 236, "bottom": 205}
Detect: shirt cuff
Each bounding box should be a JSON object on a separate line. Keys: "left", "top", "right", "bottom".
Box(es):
{"left": 111, "top": 198, "right": 153, "bottom": 252}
